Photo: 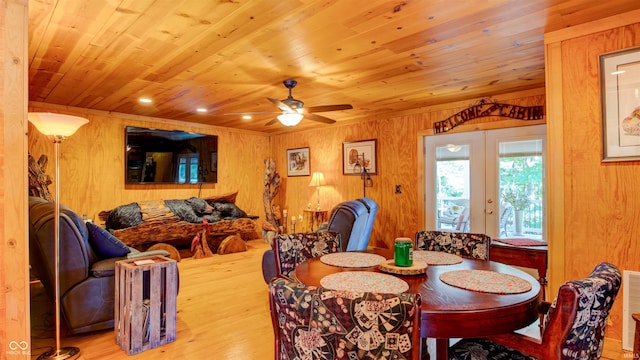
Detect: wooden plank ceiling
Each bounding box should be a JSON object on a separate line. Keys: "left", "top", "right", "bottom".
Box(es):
{"left": 28, "top": 0, "right": 640, "bottom": 134}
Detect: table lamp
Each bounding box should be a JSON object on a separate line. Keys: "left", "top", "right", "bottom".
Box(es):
{"left": 28, "top": 112, "right": 89, "bottom": 360}
{"left": 309, "top": 171, "right": 326, "bottom": 210}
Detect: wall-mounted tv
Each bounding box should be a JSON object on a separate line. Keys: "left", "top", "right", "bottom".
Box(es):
{"left": 125, "top": 126, "right": 218, "bottom": 184}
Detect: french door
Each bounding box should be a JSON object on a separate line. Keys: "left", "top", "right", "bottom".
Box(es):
{"left": 423, "top": 125, "right": 546, "bottom": 239}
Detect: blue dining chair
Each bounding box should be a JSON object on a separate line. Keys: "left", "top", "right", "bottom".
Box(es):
{"left": 415, "top": 230, "right": 491, "bottom": 260}
{"left": 268, "top": 277, "right": 422, "bottom": 360}
{"left": 448, "top": 262, "right": 622, "bottom": 360}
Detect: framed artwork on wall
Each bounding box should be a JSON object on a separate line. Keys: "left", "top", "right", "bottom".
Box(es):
{"left": 343, "top": 139, "right": 377, "bottom": 175}
{"left": 600, "top": 46, "right": 640, "bottom": 161}
{"left": 287, "top": 147, "right": 310, "bottom": 176}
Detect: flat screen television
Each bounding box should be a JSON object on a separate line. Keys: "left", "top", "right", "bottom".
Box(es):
{"left": 125, "top": 126, "right": 218, "bottom": 184}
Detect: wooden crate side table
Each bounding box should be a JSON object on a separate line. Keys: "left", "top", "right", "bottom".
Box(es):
{"left": 115, "top": 255, "right": 178, "bottom": 355}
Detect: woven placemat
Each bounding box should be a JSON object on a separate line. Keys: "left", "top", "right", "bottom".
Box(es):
{"left": 320, "top": 271, "right": 409, "bottom": 293}
{"left": 413, "top": 250, "right": 463, "bottom": 265}
{"left": 439, "top": 270, "right": 532, "bottom": 294}
{"left": 320, "top": 252, "right": 387, "bottom": 268}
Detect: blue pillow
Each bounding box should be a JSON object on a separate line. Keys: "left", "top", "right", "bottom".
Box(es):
{"left": 86, "top": 222, "right": 131, "bottom": 258}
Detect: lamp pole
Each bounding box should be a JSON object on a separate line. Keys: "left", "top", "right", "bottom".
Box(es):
{"left": 44, "top": 136, "right": 81, "bottom": 360}
{"left": 362, "top": 166, "right": 368, "bottom": 197}
{"left": 356, "top": 153, "right": 373, "bottom": 198}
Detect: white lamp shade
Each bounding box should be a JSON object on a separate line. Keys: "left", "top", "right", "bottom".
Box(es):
{"left": 277, "top": 113, "right": 303, "bottom": 126}
{"left": 309, "top": 171, "right": 327, "bottom": 187}
{"left": 28, "top": 112, "right": 89, "bottom": 137}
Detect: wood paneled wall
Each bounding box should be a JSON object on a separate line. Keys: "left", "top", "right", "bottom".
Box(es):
{"left": 269, "top": 89, "right": 546, "bottom": 250}
{"left": 545, "top": 10, "right": 640, "bottom": 343}
{"left": 2, "top": 0, "right": 29, "bottom": 358}
{"left": 27, "top": 103, "right": 269, "bottom": 228}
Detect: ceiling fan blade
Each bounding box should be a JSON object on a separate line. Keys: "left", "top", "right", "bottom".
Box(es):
{"left": 305, "top": 113, "right": 336, "bottom": 124}
{"left": 267, "top": 97, "right": 294, "bottom": 112}
{"left": 305, "top": 104, "right": 353, "bottom": 113}
{"left": 264, "top": 118, "right": 279, "bottom": 126}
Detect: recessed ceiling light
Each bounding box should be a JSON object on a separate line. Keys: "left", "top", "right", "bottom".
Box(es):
{"left": 196, "top": 108, "right": 207, "bottom": 113}
{"left": 611, "top": 70, "right": 626, "bottom": 75}
{"left": 139, "top": 98, "right": 152, "bottom": 104}
{"left": 242, "top": 115, "right": 252, "bottom": 120}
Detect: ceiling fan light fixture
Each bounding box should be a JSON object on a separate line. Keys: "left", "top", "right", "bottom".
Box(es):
{"left": 277, "top": 112, "right": 303, "bottom": 126}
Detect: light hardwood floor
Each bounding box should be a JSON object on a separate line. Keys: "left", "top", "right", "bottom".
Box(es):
{"left": 31, "top": 239, "right": 631, "bottom": 359}
{"left": 31, "top": 240, "right": 275, "bottom": 360}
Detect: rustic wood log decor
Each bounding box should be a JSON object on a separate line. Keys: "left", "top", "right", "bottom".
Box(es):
{"left": 217, "top": 234, "right": 247, "bottom": 255}
{"left": 191, "top": 229, "right": 214, "bottom": 259}
{"left": 98, "top": 192, "right": 258, "bottom": 255}
{"left": 28, "top": 153, "right": 53, "bottom": 201}
{"left": 262, "top": 159, "right": 282, "bottom": 245}
{"left": 147, "top": 243, "right": 181, "bottom": 262}
{"left": 107, "top": 216, "right": 257, "bottom": 251}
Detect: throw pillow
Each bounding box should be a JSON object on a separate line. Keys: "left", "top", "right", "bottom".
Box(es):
{"left": 86, "top": 222, "right": 131, "bottom": 258}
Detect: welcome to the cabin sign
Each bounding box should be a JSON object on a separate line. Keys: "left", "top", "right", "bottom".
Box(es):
{"left": 433, "top": 99, "right": 545, "bottom": 134}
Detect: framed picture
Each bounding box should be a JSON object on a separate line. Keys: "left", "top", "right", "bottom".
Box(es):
{"left": 343, "top": 139, "right": 377, "bottom": 175}
{"left": 600, "top": 46, "right": 640, "bottom": 161}
{"left": 286, "top": 147, "right": 310, "bottom": 176}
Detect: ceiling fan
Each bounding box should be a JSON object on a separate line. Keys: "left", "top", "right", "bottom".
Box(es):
{"left": 229, "top": 79, "right": 353, "bottom": 127}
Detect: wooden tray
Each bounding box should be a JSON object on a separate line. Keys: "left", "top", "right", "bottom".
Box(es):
{"left": 378, "top": 259, "right": 428, "bottom": 275}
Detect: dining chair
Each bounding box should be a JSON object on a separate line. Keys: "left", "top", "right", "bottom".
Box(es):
{"left": 414, "top": 230, "right": 490, "bottom": 260}
{"left": 268, "top": 277, "right": 422, "bottom": 360}
{"left": 448, "top": 262, "right": 622, "bottom": 360}
{"left": 273, "top": 231, "right": 341, "bottom": 279}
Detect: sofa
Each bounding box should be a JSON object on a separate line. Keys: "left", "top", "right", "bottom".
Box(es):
{"left": 261, "top": 198, "right": 378, "bottom": 283}
{"left": 29, "top": 196, "right": 172, "bottom": 335}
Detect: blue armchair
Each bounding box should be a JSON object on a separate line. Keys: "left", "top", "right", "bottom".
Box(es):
{"left": 29, "top": 196, "right": 172, "bottom": 334}
{"left": 324, "top": 197, "right": 378, "bottom": 251}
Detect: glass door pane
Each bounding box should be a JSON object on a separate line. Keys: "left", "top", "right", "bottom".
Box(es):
{"left": 485, "top": 125, "right": 546, "bottom": 239}
{"left": 424, "top": 132, "right": 484, "bottom": 233}
{"left": 498, "top": 139, "right": 544, "bottom": 238}
{"left": 435, "top": 144, "right": 471, "bottom": 232}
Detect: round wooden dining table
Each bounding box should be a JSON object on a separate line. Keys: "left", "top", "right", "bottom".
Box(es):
{"left": 295, "top": 248, "right": 542, "bottom": 360}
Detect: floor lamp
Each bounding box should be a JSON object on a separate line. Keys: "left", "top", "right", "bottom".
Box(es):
{"left": 28, "top": 112, "right": 89, "bottom": 360}
{"left": 353, "top": 154, "right": 373, "bottom": 197}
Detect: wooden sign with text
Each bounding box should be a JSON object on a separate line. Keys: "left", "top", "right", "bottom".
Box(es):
{"left": 433, "top": 99, "right": 544, "bottom": 134}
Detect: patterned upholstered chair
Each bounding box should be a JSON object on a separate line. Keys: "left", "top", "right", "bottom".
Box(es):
{"left": 269, "top": 277, "right": 422, "bottom": 360}
{"left": 414, "top": 230, "right": 490, "bottom": 260}
{"left": 273, "top": 231, "right": 341, "bottom": 279}
{"left": 449, "top": 262, "right": 622, "bottom": 360}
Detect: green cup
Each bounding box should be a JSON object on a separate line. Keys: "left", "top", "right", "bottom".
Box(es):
{"left": 394, "top": 238, "right": 413, "bottom": 267}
